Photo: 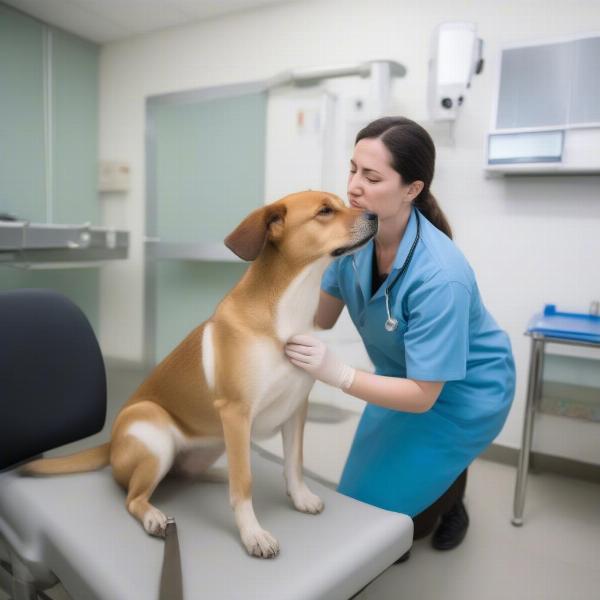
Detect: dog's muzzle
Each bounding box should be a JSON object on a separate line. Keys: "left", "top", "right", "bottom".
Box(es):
{"left": 331, "top": 212, "right": 378, "bottom": 257}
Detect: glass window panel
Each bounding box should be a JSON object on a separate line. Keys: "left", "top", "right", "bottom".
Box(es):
{"left": 0, "top": 6, "right": 46, "bottom": 221}
{"left": 0, "top": 9, "right": 100, "bottom": 330}
{"left": 52, "top": 29, "right": 99, "bottom": 226}
{"left": 154, "top": 93, "right": 267, "bottom": 242}
{"left": 497, "top": 43, "right": 572, "bottom": 129}
{"left": 570, "top": 37, "right": 600, "bottom": 124}
{"left": 151, "top": 91, "right": 267, "bottom": 362}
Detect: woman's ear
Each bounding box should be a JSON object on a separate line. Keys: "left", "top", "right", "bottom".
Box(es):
{"left": 224, "top": 203, "right": 287, "bottom": 261}
{"left": 408, "top": 180, "right": 425, "bottom": 201}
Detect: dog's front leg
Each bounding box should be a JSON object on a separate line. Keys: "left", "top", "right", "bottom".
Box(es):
{"left": 281, "top": 398, "right": 325, "bottom": 514}
{"left": 217, "top": 398, "right": 280, "bottom": 558}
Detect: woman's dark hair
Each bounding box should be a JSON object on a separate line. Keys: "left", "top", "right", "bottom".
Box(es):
{"left": 355, "top": 116, "right": 452, "bottom": 239}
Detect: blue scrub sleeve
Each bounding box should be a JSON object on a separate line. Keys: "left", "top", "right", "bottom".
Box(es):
{"left": 404, "top": 278, "right": 471, "bottom": 381}
{"left": 320, "top": 259, "right": 343, "bottom": 299}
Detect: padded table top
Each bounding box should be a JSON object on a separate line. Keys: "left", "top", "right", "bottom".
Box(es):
{"left": 0, "top": 450, "right": 412, "bottom": 600}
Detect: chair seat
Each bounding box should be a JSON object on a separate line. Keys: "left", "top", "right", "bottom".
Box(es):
{"left": 0, "top": 451, "right": 412, "bottom": 600}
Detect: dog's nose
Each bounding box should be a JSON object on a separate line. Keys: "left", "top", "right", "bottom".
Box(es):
{"left": 364, "top": 212, "right": 378, "bottom": 221}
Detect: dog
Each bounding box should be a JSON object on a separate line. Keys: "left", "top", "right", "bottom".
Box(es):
{"left": 22, "top": 190, "right": 378, "bottom": 558}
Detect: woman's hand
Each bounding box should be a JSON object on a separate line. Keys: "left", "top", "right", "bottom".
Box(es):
{"left": 284, "top": 334, "right": 356, "bottom": 390}
{"left": 285, "top": 335, "right": 443, "bottom": 412}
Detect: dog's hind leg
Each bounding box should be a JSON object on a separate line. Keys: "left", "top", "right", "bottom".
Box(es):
{"left": 216, "top": 398, "right": 279, "bottom": 558}
{"left": 110, "top": 402, "right": 178, "bottom": 537}
{"left": 126, "top": 449, "right": 169, "bottom": 537}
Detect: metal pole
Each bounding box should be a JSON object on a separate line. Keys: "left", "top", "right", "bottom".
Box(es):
{"left": 369, "top": 61, "right": 391, "bottom": 116}
{"left": 512, "top": 335, "right": 545, "bottom": 526}
{"left": 8, "top": 549, "right": 38, "bottom": 600}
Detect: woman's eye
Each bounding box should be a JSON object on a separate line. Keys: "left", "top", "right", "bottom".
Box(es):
{"left": 367, "top": 178, "right": 379, "bottom": 183}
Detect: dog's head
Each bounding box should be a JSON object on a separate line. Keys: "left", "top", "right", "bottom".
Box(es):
{"left": 224, "top": 191, "right": 378, "bottom": 263}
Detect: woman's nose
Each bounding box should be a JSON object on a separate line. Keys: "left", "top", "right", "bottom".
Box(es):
{"left": 348, "top": 174, "right": 361, "bottom": 194}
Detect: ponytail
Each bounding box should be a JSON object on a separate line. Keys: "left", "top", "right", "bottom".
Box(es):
{"left": 414, "top": 191, "right": 453, "bottom": 239}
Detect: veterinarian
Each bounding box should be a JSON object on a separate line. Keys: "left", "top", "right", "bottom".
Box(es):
{"left": 284, "top": 116, "right": 515, "bottom": 560}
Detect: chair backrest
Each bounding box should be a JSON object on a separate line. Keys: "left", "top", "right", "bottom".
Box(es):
{"left": 0, "top": 289, "right": 106, "bottom": 471}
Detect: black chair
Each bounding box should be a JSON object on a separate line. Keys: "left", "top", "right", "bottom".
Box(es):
{"left": 0, "top": 288, "right": 106, "bottom": 472}
{"left": 0, "top": 288, "right": 106, "bottom": 598}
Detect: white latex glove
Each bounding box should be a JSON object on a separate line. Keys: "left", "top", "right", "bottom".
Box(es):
{"left": 284, "top": 334, "right": 356, "bottom": 390}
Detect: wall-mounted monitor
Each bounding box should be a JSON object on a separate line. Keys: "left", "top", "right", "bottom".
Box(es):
{"left": 486, "top": 33, "right": 600, "bottom": 175}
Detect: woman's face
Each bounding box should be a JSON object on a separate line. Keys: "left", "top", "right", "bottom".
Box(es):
{"left": 347, "top": 137, "right": 423, "bottom": 221}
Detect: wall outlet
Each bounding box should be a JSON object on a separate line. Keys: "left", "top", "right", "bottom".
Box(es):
{"left": 99, "top": 161, "right": 130, "bottom": 193}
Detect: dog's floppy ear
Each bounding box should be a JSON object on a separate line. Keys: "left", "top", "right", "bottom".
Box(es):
{"left": 224, "top": 204, "right": 287, "bottom": 261}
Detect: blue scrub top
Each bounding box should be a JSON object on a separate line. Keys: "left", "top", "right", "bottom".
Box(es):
{"left": 321, "top": 207, "right": 515, "bottom": 517}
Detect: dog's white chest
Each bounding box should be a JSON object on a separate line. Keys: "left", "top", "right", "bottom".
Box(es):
{"left": 248, "top": 338, "right": 314, "bottom": 439}
{"left": 274, "top": 256, "right": 329, "bottom": 342}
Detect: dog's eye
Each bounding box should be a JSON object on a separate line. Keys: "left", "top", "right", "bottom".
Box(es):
{"left": 318, "top": 206, "right": 334, "bottom": 216}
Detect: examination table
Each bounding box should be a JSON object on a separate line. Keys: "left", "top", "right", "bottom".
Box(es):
{"left": 0, "top": 289, "right": 413, "bottom": 599}
{"left": 0, "top": 451, "right": 412, "bottom": 600}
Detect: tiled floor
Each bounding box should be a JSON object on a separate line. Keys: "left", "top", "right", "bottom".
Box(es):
{"left": 2, "top": 365, "right": 599, "bottom": 599}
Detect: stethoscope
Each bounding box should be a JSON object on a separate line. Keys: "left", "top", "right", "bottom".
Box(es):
{"left": 353, "top": 210, "right": 421, "bottom": 332}
{"left": 383, "top": 210, "right": 421, "bottom": 331}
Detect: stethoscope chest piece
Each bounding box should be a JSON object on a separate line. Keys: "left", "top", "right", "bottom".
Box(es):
{"left": 385, "top": 317, "right": 398, "bottom": 332}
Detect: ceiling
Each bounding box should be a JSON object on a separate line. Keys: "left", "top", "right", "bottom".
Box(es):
{"left": 3, "top": 0, "right": 299, "bottom": 44}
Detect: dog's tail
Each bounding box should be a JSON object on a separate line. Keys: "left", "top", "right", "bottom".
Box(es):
{"left": 21, "top": 443, "right": 111, "bottom": 476}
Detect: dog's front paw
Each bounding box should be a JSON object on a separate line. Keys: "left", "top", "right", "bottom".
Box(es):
{"left": 242, "top": 528, "right": 280, "bottom": 559}
{"left": 289, "top": 485, "right": 325, "bottom": 514}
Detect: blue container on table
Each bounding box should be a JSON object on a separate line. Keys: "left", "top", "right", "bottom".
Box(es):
{"left": 527, "top": 304, "right": 600, "bottom": 344}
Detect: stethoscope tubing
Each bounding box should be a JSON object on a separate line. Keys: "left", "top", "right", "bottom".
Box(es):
{"left": 352, "top": 210, "right": 421, "bottom": 333}
{"left": 383, "top": 211, "right": 421, "bottom": 331}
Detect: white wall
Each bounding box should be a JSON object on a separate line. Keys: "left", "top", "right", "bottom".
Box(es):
{"left": 98, "top": 0, "right": 600, "bottom": 464}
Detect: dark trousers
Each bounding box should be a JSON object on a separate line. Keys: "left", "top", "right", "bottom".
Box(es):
{"left": 412, "top": 468, "right": 468, "bottom": 539}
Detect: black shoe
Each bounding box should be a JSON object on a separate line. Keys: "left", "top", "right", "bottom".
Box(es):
{"left": 431, "top": 499, "right": 469, "bottom": 550}
{"left": 394, "top": 550, "right": 411, "bottom": 564}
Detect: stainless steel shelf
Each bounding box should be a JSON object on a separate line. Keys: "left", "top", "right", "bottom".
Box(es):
{"left": 0, "top": 221, "right": 129, "bottom": 268}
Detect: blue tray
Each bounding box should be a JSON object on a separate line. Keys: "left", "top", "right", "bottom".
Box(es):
{"left": 526, "top": 305, "right": 600, "bottom": 344}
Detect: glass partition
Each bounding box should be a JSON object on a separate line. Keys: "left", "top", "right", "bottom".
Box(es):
{"left": 146, "top": 88, "right": 267, "bottom": 363}
{"left": 0, "top": 6, "right": 100, "bottom": 332}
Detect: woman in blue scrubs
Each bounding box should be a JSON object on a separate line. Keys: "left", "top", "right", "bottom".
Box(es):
{"left": 285, "top": 116, "right": 515, "bottom": 559}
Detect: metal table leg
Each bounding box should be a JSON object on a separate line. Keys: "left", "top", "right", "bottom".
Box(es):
{"left": 8, "top": 548, "right": 38, "bottom": 600}
{"left": 512, "top": 336, "right": 545, "bottom": 526}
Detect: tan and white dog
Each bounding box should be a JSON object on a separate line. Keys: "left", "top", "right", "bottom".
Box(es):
{"left": 23, "top": 190, "right": 377, "bottom": 558}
